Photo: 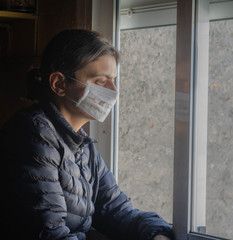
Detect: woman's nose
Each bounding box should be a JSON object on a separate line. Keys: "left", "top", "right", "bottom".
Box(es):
{"left": 107, "top": 79, "right": 117, "bottom": 91}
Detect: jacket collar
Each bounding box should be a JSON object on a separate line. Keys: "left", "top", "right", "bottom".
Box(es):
{"left": 41, "top": 101, "right": 94, "bottom": 153}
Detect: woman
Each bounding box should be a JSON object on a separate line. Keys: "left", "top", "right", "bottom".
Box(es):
{"left": 0, "top": 29, "right": 173, "bottom": 240}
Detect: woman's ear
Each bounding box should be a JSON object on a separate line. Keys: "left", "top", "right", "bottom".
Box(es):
{"left": 49, "top": 72, "right": 66, "bottom": 97}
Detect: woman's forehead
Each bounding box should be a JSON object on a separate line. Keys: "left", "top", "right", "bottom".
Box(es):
{"left": 76, "top": 55, "right": 117, "bottom": 78}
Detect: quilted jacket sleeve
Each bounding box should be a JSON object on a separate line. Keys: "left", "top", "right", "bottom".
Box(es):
{"left": 92, "top": 153, "right": 174, "bottom": 240}
{"left": 1, "top": 115, "right": 78, "bottom": 240}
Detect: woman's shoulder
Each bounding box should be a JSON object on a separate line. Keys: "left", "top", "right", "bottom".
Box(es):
{"left": 1, "top": 103, "right": 59, "bottom": 146}
{"left": 2, "top": 104, "right": 49, "bottom": 131}
{"left": 1, "top": 104, "right": 62, "bottom": 166}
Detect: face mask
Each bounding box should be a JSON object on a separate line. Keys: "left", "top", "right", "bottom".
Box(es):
{"left": 66, "top": 77, "right": 118, "bottom": 122}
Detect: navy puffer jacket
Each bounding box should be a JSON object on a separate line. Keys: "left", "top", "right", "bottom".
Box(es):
{"left": 0, "top": 102, "right": 173, "bottom": 240}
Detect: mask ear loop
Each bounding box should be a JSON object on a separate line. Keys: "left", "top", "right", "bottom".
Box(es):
{"left": 65, "top": 78, "right": 91, "bottom": 106}
{"left": 66, "top": 96, "right": 79, "bottom": 105}
{"left": 66, "top": 76, "right": 86, "bottom": 86}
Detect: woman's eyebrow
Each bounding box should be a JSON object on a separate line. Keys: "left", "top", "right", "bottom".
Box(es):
{"left": 90, "top": 73, "right": 117, "bottom": 78}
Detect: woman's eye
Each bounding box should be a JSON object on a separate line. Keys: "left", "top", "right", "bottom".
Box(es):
{"left": 95, "top": 79, "right": 106, "bottom": 85}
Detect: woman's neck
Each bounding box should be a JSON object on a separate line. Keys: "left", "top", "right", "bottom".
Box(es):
{"left": 53, "top": 98, "right": 90, "bottom": 132}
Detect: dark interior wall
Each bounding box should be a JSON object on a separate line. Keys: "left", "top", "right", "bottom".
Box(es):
{"left": 0, "top": 0, "right": 92, "bottom": 127}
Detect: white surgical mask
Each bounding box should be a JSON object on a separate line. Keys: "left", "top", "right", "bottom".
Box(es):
{"left": 66, "top": 77, "right": 118, "bottom": 122}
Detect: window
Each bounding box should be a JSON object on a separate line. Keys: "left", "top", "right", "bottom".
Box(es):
{"left": 206, "top": 18, "right": 233, "bottom": 239}
{"left": 192, "top": 1, "right": 233, "bottom": 239}
{"left": 91, "top": 1, "right": 233, "bottom": 239}
{"left": 118, "top": 1, "right": 177, "bottom": 224}
{"left": 174, "top": 0, "right": 233, "bottom": 239}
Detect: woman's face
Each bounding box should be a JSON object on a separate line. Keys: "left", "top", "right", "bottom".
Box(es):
{"left": 64, "top": 55, "right": 117, "bottom": 121}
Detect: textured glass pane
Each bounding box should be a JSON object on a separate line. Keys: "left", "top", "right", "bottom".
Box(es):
{"left": 206, "top": 19, "right": 233, "bottom": 239}
{"left": 118, "top": 26, "right": 176, "bottom": 223}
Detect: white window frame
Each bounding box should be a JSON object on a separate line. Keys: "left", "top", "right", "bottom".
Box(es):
{"left": 120, "top": 1, "right": 177, "bottom": 29}
{"left": 91, "top": 0, "right": 233, "bottom": 239}
{"left": 91, "top": 0, "right": 120, "bottom": 178}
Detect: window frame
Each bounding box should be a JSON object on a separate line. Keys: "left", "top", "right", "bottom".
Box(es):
{"left": 174, "top": 1, "right": 232, "bottom": 239}
{"left": 91, "top": 0, "right": 120, "bottom": 178}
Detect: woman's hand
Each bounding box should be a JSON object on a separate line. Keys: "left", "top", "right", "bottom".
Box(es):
{"left": 153, "top": 235, "right": 171, "bottom": 240}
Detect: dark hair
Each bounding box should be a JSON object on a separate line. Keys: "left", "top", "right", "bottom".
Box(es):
{"left": 27, "top": 29, "right": 119, "bottom": 101}
{"left": 26, "top": 68, "right": 42, "bottom": 101}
